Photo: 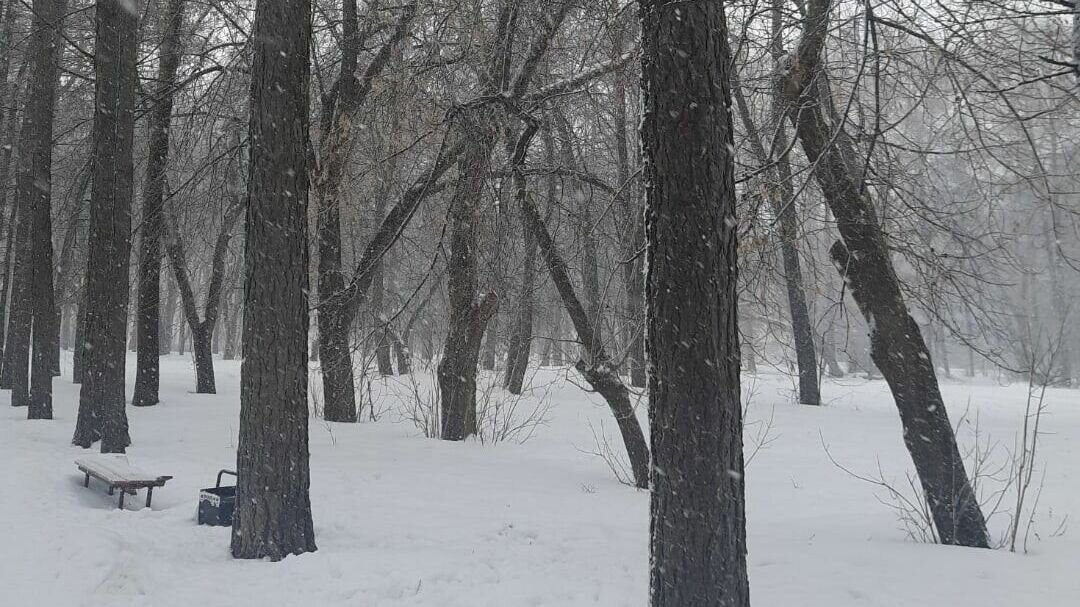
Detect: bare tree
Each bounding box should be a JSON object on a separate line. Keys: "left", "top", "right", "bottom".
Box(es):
{"left": 642, "top": 1, "right": 750, "bottom": 604}
{"left": 231, "top": 0, "right": 317, "bottom": 561}
{"left": 73, "top": 0, "right": 139, "bottom": 452}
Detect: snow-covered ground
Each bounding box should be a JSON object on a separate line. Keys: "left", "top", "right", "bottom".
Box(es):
{"left": 2, "top": 353, "right": 1077, "bottom": 606}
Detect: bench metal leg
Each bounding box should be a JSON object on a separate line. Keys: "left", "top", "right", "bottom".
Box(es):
{"left": 107, "top": 486, "right": 114, "bottom": 496}
{"left": 145, "top": 487, "right": 154, "bottom": 508}
{"left": 84, "top": 473, "right": 90, "bottom": 488}
{"left": 118, "top": 489, "right": 126, "bottom": 510}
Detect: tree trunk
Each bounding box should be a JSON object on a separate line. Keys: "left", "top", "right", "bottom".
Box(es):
{"left": 25, "top": 0, "right": 63, "bottom": 418}
{"left": 439, "top": 106, "right": 501, "bottom": 441}
{"left": 783, "top": 0, "right": 989, "bottom": 547}
{"left": 503, "top": 209, "right": 537, "bottom": 395}
{"left": 72, "top": 292, "right": 86, "bottom": 383}
{"left": 6, "top": 199, "right": 31, "bottom": 405}
{"left": 516, "top": 123, "right": 649, "bottom": 489}
{"left": 75, "top": 0, "right": 138, "bottom": 452}
{"left": 231, "top": 0, "right": 317, "bottom": 561}
{"left": 642, "top": 3, "right": 750, "bottom": 605}
{"left": 730, "top": 1, "right": 819, "bottom": 405}
{"left": 133, "top": 0, "right": 185, "bottom": 407}
{"left": 159, "top": 275, "right": 176, "bottom": 354}
{"left": 192, "top": 322, "right": 215, "bottom": 393}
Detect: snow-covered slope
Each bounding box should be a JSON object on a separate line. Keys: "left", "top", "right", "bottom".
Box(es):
{"left": 1, "top": 354, "right": 1076, "bottom": 606}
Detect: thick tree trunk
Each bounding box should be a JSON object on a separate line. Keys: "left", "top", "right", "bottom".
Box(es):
{"left": 642, "top": 3, "right": 750, "bottom": 605}
{"left": 6, "top": 201, "right": 30, "bottom": 405}
{"left": 164, "top": 197, "right": 241, "bottom": 395}
{"left": 783, "top": 0, "right": 989, "bottom": 547}
{"left": 231, "top": 0, "right": 317, "bottom": 561}
{"left": 159, "top": 275, "right": 176, "bottom": 354}
{"left": 439, "top": 106, "right": 501, "bottom": 441}
{"left": 133, "top": 0, "right": 185, "bottom": 408}
{"left": 25, "top": 0, "right": 63, "bottom": 419}
{"left": 75, "top": 0, "right": 138, "bottom": 452}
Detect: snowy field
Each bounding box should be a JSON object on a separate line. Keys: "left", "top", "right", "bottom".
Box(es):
{"left": 2, "top": 353, "right": 1077, "bottom": 606}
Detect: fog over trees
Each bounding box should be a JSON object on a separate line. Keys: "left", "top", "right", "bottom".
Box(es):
{"left": 0, "top": 0, "right": 1077, "bottom": 603}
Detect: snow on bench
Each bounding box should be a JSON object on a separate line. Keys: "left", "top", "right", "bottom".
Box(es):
{"left": 75, "top": 454, "right": 172, "bottom": 509}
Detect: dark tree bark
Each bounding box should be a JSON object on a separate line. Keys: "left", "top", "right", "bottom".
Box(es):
{"left": 6, "top": 197, "right": 31, "bottom": 406}
{"left": 231, "top": 0, "right": 317, "bottom": 561}
{"left": 785, "top": 0, "right": 989, "bottom": 548}
{"left": 133, "top": 0, "right": 186, "bottom": 407}
{"left": 642, "top": 2, "right": 749, "bottom": 605}
{"left": 74, "top": 0, "right": 138, "bottom": 452}
{"left": 159, "top": 275, "right": 177, "bottom": 354}
{"left": 25, "top": 0, "right": 64, "bottom": 419}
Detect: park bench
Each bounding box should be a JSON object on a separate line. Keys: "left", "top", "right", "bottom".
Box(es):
{"left": 75, "top": 454, "right": 172, "bottom": 509}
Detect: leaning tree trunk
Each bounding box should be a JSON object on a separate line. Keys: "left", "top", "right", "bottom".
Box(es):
{"left": 783, "top": 0, "right": 989, "bottom": 548}
{"left": 515, "top": 122, "right": 649, "bottom": 489}
{"left": 231, "top": 0, "right": 317, "bottom": 561}
{"left": 642, "top": 3, "right": 750, "bottom": 605}
{"left": 133, "top": 0, "right": 185, "bottom": 407}
{"left": 74, "top": 0, "right": 138, "bottom": 452}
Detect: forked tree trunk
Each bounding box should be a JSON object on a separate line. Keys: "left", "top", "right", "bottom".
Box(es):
{"left": 164, "top": 195, "right": 241, "bottom": 395}
{"left": 231, "top": 0, "right": 316, "bottom": 561}
{"left": 6, "top": 199, "right": 31, "bottom": 406}
{"left": 642, "top": 3, "right": 750, "bottom": 604}
{"left": 784, "top": 0, "right": 989, "bottom": 547}
{"left": 74, "top": 0, "right": 138, "bottom": 452}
